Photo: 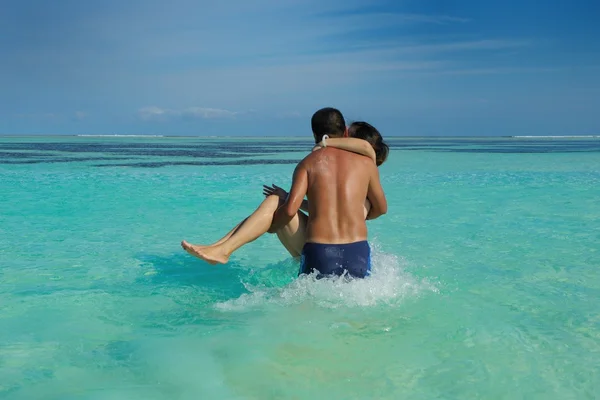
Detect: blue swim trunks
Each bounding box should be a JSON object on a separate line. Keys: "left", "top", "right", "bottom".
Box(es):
{"left": 299, "top": 241, "right": 371, "bottom": 279}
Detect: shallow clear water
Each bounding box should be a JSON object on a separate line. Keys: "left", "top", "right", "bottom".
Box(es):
{"left": 1, "top": 136, "right": 599, "bottom": 399}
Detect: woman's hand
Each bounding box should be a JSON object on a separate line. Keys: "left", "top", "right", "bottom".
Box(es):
{"left": 263, "top": 184, "right": 288, "bottom": 200}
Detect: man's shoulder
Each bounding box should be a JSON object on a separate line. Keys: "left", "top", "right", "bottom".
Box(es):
{"left": 298, "top": 147, "right": 328, "bottom": 164}
{"left": 293, "top": 151, "right": 316, "bottom": 171}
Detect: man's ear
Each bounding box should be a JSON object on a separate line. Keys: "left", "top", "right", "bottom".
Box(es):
{"left": 343, "top": 127, "right": 349, "bottom": 137}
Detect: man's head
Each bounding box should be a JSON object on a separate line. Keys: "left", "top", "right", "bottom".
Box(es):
{"left": 311, "top": 107, "right": 346, "bottom": 143}
{"left": 348, "top": 121, "right": 389, "bottom": 166}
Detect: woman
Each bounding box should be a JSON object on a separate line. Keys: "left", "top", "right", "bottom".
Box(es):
{"left": 181, "top": 121, "right": 389, "bottom": 265}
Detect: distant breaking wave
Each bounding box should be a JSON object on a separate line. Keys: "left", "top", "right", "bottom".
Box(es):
{"left": 511, "top": 135, "right": 600, "bottom": 138}
{"left": 76, "top": 134, "right": 164, "bottom": 137}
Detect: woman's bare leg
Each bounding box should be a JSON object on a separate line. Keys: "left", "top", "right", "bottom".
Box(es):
{"left": 275, "top": 211, "right": 308, "bottom": 258}
{"left": 195, "top": 221, "right": 244, "bottom": 249}
{"left": 181, "top": 195, "right": 281, "bottom": 264}
{"left": 182, "top": 194, "right": 371, "bottom": 266}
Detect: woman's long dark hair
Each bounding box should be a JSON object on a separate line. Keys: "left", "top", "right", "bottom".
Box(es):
{"left": 348, "top": 121, "right": 389, "bottom": 166}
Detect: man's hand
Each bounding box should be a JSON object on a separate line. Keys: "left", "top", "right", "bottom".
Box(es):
{"left": 263, "top": 183, "right": 309, "bottom": 214}
{"left": 262, "top": 184, "right": 287, "bottom": 200}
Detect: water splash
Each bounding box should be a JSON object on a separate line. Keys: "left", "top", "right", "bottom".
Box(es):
{"left": 215, "top": 245, "right": 438, "bottom": 311}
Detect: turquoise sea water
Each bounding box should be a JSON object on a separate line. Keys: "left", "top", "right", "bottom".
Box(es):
{"left": 1, "top": 136, "right": 599, "bottom": 399}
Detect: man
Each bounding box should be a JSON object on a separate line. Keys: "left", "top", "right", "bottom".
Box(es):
{"left": 269, "top": 107, "right": 387, "bottom": 278}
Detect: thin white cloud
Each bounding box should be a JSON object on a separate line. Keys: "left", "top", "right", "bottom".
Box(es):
{"left": 138, "top": 106, "right": 238, "bottom": 121}
{"left": 422, "top": 66, "right": 562, "bottom": 76}
{"left": 398, "top": 13, "right": 470, "bottom": 24}
{"left": 323, "top": 12, "right": 470, "bottom": 30}
{"left": 74, "top": 111, "right": 88, "bottom": 120}
{"left": 181, "top": 107, "right": 238, "bottom": 119}
{"left": 343, "top": 39, "right": 531, "bottom": 58}
{"left": 409, "top": 39, "right": 531, "bottom": 52}
{"left": 138, "top": 106, "right": 167, "bottom": 121}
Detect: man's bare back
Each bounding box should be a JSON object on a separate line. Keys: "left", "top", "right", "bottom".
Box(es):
{"left": 303, "top": 147, "right": 381, "bottom": 244}
{"left": 270, "top": 145, "right": 387, "bottom": 278}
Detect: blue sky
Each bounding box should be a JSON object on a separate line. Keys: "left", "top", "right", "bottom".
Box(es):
{"left": 1, "top": 0, "right": 599, "bottom": 136}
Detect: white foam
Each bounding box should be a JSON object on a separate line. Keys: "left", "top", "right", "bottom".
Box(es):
{"left": 215, "top": 245, "right": 438, "bottom": 312}
{"left": 511, "top": 135, "right": 600, "bottom": 138}
{"left": 76, "top": 134, "right": 165, "bottom": 137}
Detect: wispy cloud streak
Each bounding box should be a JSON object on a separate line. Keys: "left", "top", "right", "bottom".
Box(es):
{"left": 138, "top": 106, "right": 239, "bottom": 121}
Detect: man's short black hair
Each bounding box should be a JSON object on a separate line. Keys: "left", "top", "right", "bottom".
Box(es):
{"left": 311, "top": 107, "right": 346, "bottom": 143}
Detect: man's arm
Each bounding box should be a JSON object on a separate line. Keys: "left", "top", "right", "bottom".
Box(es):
{"left": 270, "top": 163, "right": 308, "bottom": 231}
{"left": 366, "top": 164, "right": 387, "bottom": 220}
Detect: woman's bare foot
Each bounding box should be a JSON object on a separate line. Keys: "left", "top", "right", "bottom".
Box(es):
{"left": 181, "top": 240, "right": 230, "bottom": 265}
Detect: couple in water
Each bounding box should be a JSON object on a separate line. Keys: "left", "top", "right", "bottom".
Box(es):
{"left": 182, "top": 107, "right": 388, "bottom": 279}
